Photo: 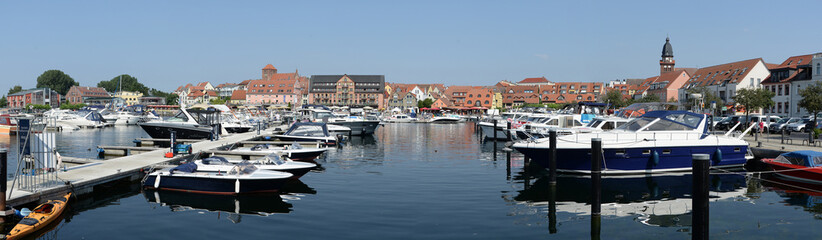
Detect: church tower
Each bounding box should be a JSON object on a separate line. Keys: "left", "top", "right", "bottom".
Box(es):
{"left": 262, "top": 64, "right": 278, "bottom": 81}
{"left": 660, "top": 37, "right": 675, "bottom": 74}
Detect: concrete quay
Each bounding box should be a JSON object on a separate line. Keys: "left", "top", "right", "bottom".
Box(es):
{"left": 739, "top": 132, "right": 822, "bottom": 158}
{"left": 3, "top": 130, "right": 272, "bottom": 207}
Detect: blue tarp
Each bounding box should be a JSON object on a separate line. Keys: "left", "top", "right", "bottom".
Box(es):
{"left": 201, "top": 157, "right": 228, "bottom": 165}
{"left": 170, "top": 162, "right": 198, "bottom": 173}
{"left": 779, "top": 151, "right": 822, "bottom": 167}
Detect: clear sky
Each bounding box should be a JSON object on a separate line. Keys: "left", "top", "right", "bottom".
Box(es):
{"left": 1, "top": 0, "right": 820, "bottom": 95}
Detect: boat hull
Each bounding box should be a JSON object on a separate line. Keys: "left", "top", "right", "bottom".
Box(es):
{"left": 143, "top": 174, "right": 290, "bottom": 195}
{"left": 274, "top": 135, "right": 337, "bottom": 145}
{"left": 479, "top": 123, "right": 510, "bottom": 140}
{"left": 764, "top": 160, "right": 822, "bottom": 185}
{"left": 225, "top": 126, "right": 252, "bottom": 133}
{"left": 329, "top": 121, "right": 379, "bottom": 135}
{"left": 514, "top": 145, "right": 748, "bottom": 174}
{"left": 139, "top": 123, "right": 215, "bottom": 139}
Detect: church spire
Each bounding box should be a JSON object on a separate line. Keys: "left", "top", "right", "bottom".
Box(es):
{"left": 660, "top": 37, "right": 675, "bottom": 74}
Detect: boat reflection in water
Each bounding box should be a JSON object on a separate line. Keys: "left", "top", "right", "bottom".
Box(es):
{"left": 513, "top": 171, "right": 749, "bottom": 229}
{"left": 143, "top": 190, "right": 293, "bottom": 223}
{"left": 760, "top": 174, "right": 822, "bottom": 216}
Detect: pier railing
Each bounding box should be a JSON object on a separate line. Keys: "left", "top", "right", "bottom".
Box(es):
{"left": 10, "top": 117, "right": 63, "bottom": 195}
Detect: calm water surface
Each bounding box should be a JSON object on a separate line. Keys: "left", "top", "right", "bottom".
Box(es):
{"left": 3, "top": 123, "right": 822, "bottom": 239}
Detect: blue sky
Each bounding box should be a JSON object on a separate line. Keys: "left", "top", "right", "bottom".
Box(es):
{"left": 1, "top": 0, "right": 820, "bottom": 95}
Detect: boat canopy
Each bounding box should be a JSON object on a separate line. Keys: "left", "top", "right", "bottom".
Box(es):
{"left": 250, "top": 144, "right": 271, "bottom": 151}
{"left": 170, "top": 162, "right": 198, "bottom": 174}
{"left": 284, "top": 122, "right": 330, "bottom": 136}
{"left": 201, "top": 156, "right": 229, "bottom": 165}
{"left": 773, "top": 151, "right": 822, "bottom": 167}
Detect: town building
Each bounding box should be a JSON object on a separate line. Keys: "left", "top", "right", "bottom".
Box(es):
{"left": 246, "top": 65, "right": 308, "bottom": 106}
{"left": 6, "top": 88, "right": 62, "bottom": 109}
{"left": 761, "top": 54, "right": 814, "bottom": 117}
{"left": 114, "top": 91, "right": 144, "bottom": 106}
{"left": 230, "top": 90, "right": 247, "bottom": 105}
{"left": 678, "top": 58, "right": 771, "bottom": 115}
{"left": 443, "top": 86, "right": 494, "bottom": 108}
{"left": 65, "top": 86, "right": 110, "bottom": 104}
{"left": 215, "top": 83, "right": 245, "bottom": 98}
{"left": 308, "top": 75, "right": 385, "bottom": 108}
{"left": 635, "top": 69, "right": 692, "bottom": 102}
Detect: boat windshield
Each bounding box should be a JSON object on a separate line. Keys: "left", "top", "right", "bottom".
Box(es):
{"left": 313, "top": 111, "right": 335, "bottom": 120}
{"left": 228, "top": 161, "right": 258, "bottom": 175}
{"left": 167, "top": 110, "right": 189, "bottom": 122}
{"left": 262, "top": 154, "right": 287, "bottom": 165}
{"left": 586, "top": 119, "right": 602, "bottom": 128}
{"left": 617, "top": 113, "right": 701, "bottom": 132}
{"left": 285, "top": 125, "right": 328, "bottom": 137}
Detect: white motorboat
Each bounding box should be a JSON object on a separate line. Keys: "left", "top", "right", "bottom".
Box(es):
{"left": 195, "top": 155, "right": 316, "bottom": 178}
{"left": 232, "top": 143, "right": 328, "bottom": 161}
{"left": 384, "top": 114, "right": 417, "bottom": 123}
{"left": 429, "top": 114, "right": 462, "bottom": 123}
{"left": 274, "top": 122, "right": 338, "bottom": 145}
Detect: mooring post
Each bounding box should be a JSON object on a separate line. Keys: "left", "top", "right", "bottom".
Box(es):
{"left": 0, "top": 149, "right": 8, "bottom": 223}
{"left": 506, "top": 121, "right": 512, "bottom": 141}
{"left": 548, "top": 184, "right": 557, "bottom": 234}
{"left": 549, "top": 130, "right": 557, "bottom": 185}
{"left": 505, "top": 150, "right": 511, "bottom": 180}
{"left": 809, "top": 129, "right": 815, "bottom": 145}
{"left": 692, "top": 153, "right": 710, "bottom": 240}
{"left": 493, "top": 119, "right": 498, "bottom": 141}
{"left": 781, "top": 128, "right": 785, "bottom": 144}
{"left": 257, "top": 121, "right": 262, "bottom": 135}
{"left": 591, "top": 138, "right": 602, "bottom": 216}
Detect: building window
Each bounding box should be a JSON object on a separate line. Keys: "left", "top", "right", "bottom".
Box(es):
{"left": 818, "top": 63, "right": 821, "bottom": 75}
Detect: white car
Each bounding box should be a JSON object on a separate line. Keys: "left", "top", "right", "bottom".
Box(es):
{"left": 786, "top": 119, "right": 812, "bottom": 132}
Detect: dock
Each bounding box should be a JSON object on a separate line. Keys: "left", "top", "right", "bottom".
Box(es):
{"left": 3, "top": 130, "right": 275, "bottom": 207}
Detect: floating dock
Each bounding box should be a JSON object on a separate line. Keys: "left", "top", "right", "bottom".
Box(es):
{"left": 3, "top": 130, "right": 273, "bottom": 207}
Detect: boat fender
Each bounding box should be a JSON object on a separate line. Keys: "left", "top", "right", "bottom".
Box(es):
{"left": 714, "top": 149, "right": 723, "bottom": 164}
{"left": 154, "top": 174, "right": 161, "bottom": 189}
{"left": 288, "top": 151, "right": 292, "bottom": 158}
{"left": 652, "top": 150, "right": 660, "bottom": 166}
{"left": 154, "top": 191, "right": 161, "bottom": 204}
{"left": 235, "top": 179, "right": 240, "bottom": 194}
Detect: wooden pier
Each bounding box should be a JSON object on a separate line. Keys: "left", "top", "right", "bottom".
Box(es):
{"left": 3, "top": 130, "right": 275, "bottom": 207}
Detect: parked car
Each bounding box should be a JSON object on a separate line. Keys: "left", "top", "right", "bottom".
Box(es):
{"left": 716, "top": 115, "right": 747, "bottom": 131}
{"left": 787, "top": 118, "right": 812, "bottom": 132}
{"left": 748, "top": 115, "right": 781, "bottom": 132}
{"left": 804, "top": 119, "right": 822, "bottom": 133}
{"left": 770, "top": 117, "right": 803, "bottom": 133}
{"left": 711, "top": 116, "right": 728, "bottom": 128}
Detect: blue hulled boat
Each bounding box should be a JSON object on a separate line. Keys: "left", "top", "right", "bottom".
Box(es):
{"left": 512, "top": 110, "right": 752, "bottom": 174}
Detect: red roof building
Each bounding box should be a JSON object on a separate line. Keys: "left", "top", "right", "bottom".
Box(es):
{"left": 66, "top": 86, "right": 110, "bottom": 104}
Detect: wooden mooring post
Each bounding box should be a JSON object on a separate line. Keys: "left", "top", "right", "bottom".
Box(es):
{"left": 0, "top": 149, "right": 10, "bottom": 223}
{"left": 692, "top": 153, "right": 710, "bottom": 240}
{"left": 549, "top": 130, "right": 557, "bottom": 185}
{"left": 591, "top": 138, "right": 602, "bottom": 240}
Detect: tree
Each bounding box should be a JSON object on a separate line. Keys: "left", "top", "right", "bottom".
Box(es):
{"left": 0, "top": 95, "right": 7, "bottom": 107}
{"left": 799, "top": 81, "right": 822, "bottom": 133}
{"left": 8, "top": 85, "right": 23, "bottom": 95}
{"left": 36, "top": 70, "right": 78, "bottom": 95}
{"left": 417, "top": 98, "right": 434, "bottom": 108}
{"left": 732, "top": 87, "right": 775, "bottom": 127}
{"left": 603, "top": 90, "right": 627, "bottom": 108}
{"left": 209, "top": 98, "right": 226, "bottom": 105}
{"left": 149, "top": 88, "right": 178, "bottom": 105}
{"left": 637, "top": 94, "right": 661, "bottom": 103}
{"left": 97, "top": 74, "right": 149, "bottom": 95}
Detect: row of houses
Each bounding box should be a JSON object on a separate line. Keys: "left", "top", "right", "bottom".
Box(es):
{"left": 6, "top": 86, "right": 166, "bottom": 109}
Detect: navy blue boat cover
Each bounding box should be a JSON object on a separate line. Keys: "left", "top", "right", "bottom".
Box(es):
{"left": 201, "top": 156, "right": 228, "bottom": 165}
{"left": 170, "top": 162, "right": 198, "bottom": 173}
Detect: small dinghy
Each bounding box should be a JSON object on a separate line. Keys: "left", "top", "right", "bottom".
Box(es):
{"left": 195, "top": 155, "right": 316, "bottom": 179}
{"left": 3, "top": 193, "right": 71, "bottom": 240}
{"left": 143, "top": 162, "right": 293, "bottom": 195}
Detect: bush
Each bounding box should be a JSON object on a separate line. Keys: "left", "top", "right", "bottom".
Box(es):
{"left": 814, "top": 128, "right": 822, "bottom": 139}
{"left": 60, "top": 102, "right": 86, "bottom": 110}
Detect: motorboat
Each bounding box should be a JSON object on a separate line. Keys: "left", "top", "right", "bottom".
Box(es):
{"left": 143, "top": 162, "right": 293, "bottom": 195}
{"left": 138, "top": 108, "right": 222, "bottom": 139}
{"left": 195, "top": 155, "right": 316, "bottom": 179}
{"left": 274, "top": 122, "right": 338, "bottom": 145}
{"left": 762, "top": 151, "right": 822, "bottom": 184}
{"left": 513, "top": 110, "right": 752, "bottom": 174}
{"left": 0, "top": 114, "right": 16, "bottom": 135}
{"left": 298, "top": 107, "right": 375, "bottom": 135}
{"left": 429, "top": 114, "right": 462, "bottom": 123}
{"left": 51, "top": 110, "right": 105, "bottom": 129}
{"left": 384, "top": 114, "right": 417, "bottom": 123}
{"left": 100, "top": 109, "right": 142, "bottom": 125}
{"left": 232, "top": 143, "right": 328, "bottom": 161}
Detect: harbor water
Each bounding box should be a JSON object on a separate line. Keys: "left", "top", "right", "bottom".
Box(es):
{"left": 3, "top": 123, "right": 822, "bottom": 239}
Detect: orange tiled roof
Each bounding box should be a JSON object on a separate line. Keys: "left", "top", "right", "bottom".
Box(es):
{"left": 263, "top": 64, "right": 277, "bottom": 70}
{"left": 682, "top": 58, "right": 763, "bottom": 88}
{"left": 231, "top": 90, "right": 246, "bottom": 100}
{"left": 518, "top": 77, "right": 550, "bottom": 84}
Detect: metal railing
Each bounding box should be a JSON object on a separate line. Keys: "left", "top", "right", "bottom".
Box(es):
{"left": 11, "top": 117, "right": 63, "bottom": 194}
